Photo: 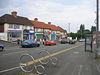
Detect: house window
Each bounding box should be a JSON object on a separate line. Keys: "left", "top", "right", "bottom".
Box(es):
{"left": 38, "top": 29, "right": 42, "bottom": 32}
{"left": 9, "top": 24, "right": 20, "bottom": 29}
{"left": 14, "top": 25, "right": 20, "bottom": 29}
{"left": 9, "top": 25, "right": 13, "bottom": 28}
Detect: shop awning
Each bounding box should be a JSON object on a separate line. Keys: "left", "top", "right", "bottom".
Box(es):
{"left": 56, "top": 33, "right": 62, "bottom": 36}
{"left": 51, "top": 34, "right": 56, "bottom": 36}
{"left": 36, "top": 33, "right": 43, "bottom": 35}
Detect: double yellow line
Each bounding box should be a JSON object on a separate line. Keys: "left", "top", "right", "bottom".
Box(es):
{"left": 26, "top": 44, "right": 83, "bottom": 66}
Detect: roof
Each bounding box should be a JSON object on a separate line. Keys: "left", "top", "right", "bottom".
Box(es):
{"left": 0, "top": 14, "right": 33, "bottom": 25}
{"left": 31, "top": 20, "right": 66, "bottom": 32}
{"left": 31, "top": 20, "right": 50, "bottom": 29}
{"left": 57, "top": 26, "right": 65, "bottom": 32}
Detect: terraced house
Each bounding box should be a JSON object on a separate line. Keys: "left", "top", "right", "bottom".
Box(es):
{"left": 0, "top": 11, "right": 34, "bottom": 42}
{"left": 31, "top": 18, "right": 67, "bottom": 41}
{"left": 0, "top": 11, "right": 67, "bottom": 42}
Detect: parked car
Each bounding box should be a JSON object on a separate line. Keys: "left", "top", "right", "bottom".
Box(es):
{"left": 0, "top": 44, "right": 4, "bottom": 51}
{"left": 21, "top": 40, "right": 40, "bottom": 48}
{"left": 69, "top": 40, "right": 75, "bottom": 44}
{"left": 60, "top": 38, "right": 68, "bottom": 44}
{"left": 44, "top": 40, "right": 56, "bottom": 46}
{"left": 79, "top": 39, "right": 85, "bottom": 42}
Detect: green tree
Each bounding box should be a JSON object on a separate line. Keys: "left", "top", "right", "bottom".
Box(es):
{"left": 80, "top": 24, "right": 85, "bottom": 33}
{"left": 84, "top": 29, "right": 91, "bottom": 34}
{"left": 91, "top": 26, "right": 96, "bottom": 33}
{"left": 68, "top": 32, "right": 77, "bottom": 39}
{"left": 77, "top": 24, "right": 85, "bottom": 39}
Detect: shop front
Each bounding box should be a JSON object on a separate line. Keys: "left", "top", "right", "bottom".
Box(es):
{"left": 35, "top": 33, "right": 44, "bottom": 41}
{"left": 7, "top": 30, "right": 22, "bottom": 42}
{"left": 56, "top": 33, "right": 62, "bottom": 40}
{"left": 51, "top": 33, "right": 56, "bottom": 40}
{"left": 44, "top": 31, "right": 51, "bottom": 40}
{"left": 23, "top": 29, "right": 34, "bottom": 40}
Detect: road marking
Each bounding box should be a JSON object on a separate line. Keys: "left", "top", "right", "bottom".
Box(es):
{"left": 78, "top": 65, "right": 83, "bottom": 75}
{"left": 0, "top": 66, "right": 20, "bottom": 73}
{"left": 26, "top": 44, "right": 83, "bottom": 66}
{"left": 95, "top": 64, "right": 100, "bottom": 73}
{"left": 0, "top": 44, "right": 83, "bottom": 73}
{"left": 73, "top": 52, "right": 80, "bottom": 54}
{"left": 3, "top": 51, "right": 26, "bottom": 56}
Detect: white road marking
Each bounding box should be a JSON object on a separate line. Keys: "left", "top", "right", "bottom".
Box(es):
{"left": 95, "top": 64, "right": 100, "bottom": 73}
{"left": 78, "top": 65, "right": 83, "bottom": 75}
{"left": 71, "top": 64, "right": 77, "bottom": 75}
{"left": 3, "top": 51, "right": 26, "bottom": 56}
{"left": 0, "top": 66, "right": 20, "bottom": 73}
{"left": 73, "top": 52, "right": 80, "bottom": 54}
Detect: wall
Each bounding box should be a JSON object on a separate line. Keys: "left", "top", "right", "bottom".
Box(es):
{"left": 0, "top": 24, "right": 4, "bottom": 32}
{"left": 4, "top": 23, "right": 9, "bottom": 41}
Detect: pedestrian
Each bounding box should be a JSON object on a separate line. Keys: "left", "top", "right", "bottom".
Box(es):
{"left": 40, "top": 39, "right": 42, "bottom": 44}
{"left": 17, "top": 39, "right": 20, "bottom": 45}
{"left": 43, "top": 39, "right": 44, "bottom": 45}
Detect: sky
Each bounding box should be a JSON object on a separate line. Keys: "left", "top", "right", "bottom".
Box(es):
{"left": 0, "top": 0, "right": 99, "bottom": 32}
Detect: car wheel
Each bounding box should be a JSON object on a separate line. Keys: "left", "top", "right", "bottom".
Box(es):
{"left": 22, "top": 46, "right": 24, "bottom": 48}
{"left": 49, "top": 44, "right": 51, "bottom": 46}
{"left": 0, "top": 47, "right": 4, "bottom": 51}
{"left": 37, "top": 44, "right": 40, "bottom": 47}
{"left": 22, "top": 46, "right": 26, "bottom": 48}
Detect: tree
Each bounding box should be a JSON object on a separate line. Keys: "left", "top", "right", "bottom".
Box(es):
{"left": 80, "top": 24, "right": 85, "bottom": 33}
{"left": 91, "top": 26, "right": 96, "bottom": 33}
{"left": 67, "top": 32, "right": 77, "bottom": 39}
{"left": 77, "top": 24, "right": 85, "bottom": 39}
{"left": 84, "top": 29, "right": 91, "bottom": 34}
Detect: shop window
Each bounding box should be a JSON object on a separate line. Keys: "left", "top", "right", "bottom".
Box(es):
{"left": 12, "top": 33, "right": 20, "bottom": 38}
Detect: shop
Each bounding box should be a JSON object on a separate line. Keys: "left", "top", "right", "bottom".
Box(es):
{"left": 44, "top": 31, "right": 51, "bottom": 40}
{"left": 23, "top": 29, "right": 34, "bottom": 40}
{"left": 56, "top": 33, "right": 62, "bottom": 40}
{"left": 7, "top": 30, "right": 22, "bottom": 42}
{"left": 35, "top": 33, "right": 44, "bottom": 40}
{"left": 51, "top": 34, "right": 56, "bottom": 40}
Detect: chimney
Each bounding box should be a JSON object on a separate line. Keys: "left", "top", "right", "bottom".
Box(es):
{"left": 34, "top": 18, "right": 38, "bottom": 21}
{"left": 11, "top": 11, "right": 17, "bottom": 16}
{"left": 48, "top": 22, "right": 51, "bottom": 24}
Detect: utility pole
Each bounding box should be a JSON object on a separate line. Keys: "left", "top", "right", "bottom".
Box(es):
{"left": 95, "top": 0, "right": 100, "bottom": 58}
{"left": 96, "top": 0, "right": 99, "bottom": 48}
{"left": 68, "top": 23, "right": 70, "bottom": 38}
{"left": 96, "top": 0, "right": 99, "bottom": 32}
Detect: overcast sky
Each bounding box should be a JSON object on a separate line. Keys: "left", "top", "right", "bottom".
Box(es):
{"left": 0, "top": 0, "right": 99, "bottom": 32}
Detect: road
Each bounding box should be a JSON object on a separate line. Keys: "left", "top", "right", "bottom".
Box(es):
{"left": 0, "top": 42, "right": 100, "bottom": 75}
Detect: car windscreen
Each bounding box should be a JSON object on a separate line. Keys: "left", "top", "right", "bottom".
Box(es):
{"left": 24, "top": 40, "right": 34, "bottom": 43}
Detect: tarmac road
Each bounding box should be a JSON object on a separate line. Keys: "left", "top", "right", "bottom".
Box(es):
{"left": 0, "top": 42, "right": 100, "bottom": 75}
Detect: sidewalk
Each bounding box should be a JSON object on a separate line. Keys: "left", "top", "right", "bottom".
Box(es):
{"left": 52, "top": 44, "right": 100, "bottom": 75}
